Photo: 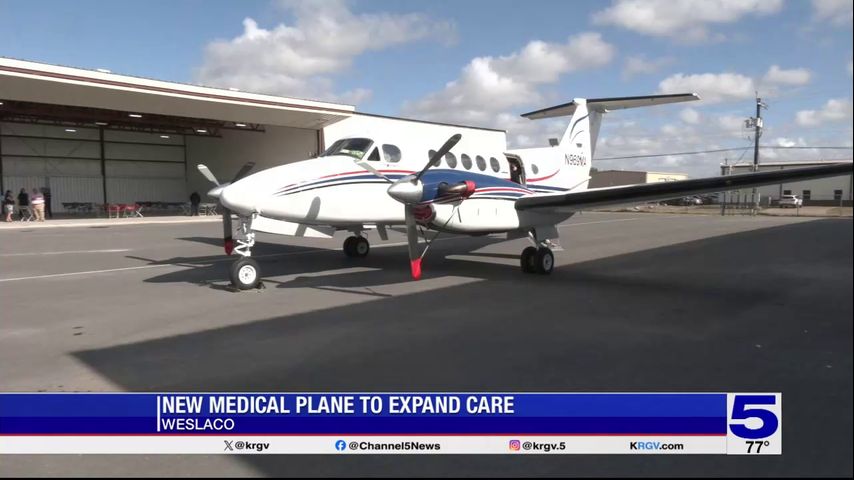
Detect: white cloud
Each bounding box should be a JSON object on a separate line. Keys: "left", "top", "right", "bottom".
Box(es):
{"left": 622, "top": 55, "right": 675, "bottom": 79}
{"left": 658, "top": 72, "right": 755, "bottom": 104}
{"left": 402, "top": 32, "right": 616, "bottom": 146}
{"left": 772, "top": 137, "right": 807, "bottom": 148}
{"left": 812, "top": 0, "right": 853, "bottom": 26}
{"left": 592, "top": 0, "right": 783, "bottom": 42}
{"left": 679, "top": 107, "right": 701, "bottom": 124}
{"left": 195, "top": 0, "right": 455, "bottom": 102}
{"left": 795, "top": 98, "right": 853, "bottom": 126}
{"left": 762, "top": 65, "right": 812, "bottom": 86}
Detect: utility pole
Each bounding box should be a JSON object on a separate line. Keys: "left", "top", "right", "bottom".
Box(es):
{"left": 747, "top": 93, "right": 767, "bottom": 213}
{"left": 721, "top": 158, "right": 728, "bottom": 216}
{"left": 753, "top": 95, "right": 763, "bottom": 173}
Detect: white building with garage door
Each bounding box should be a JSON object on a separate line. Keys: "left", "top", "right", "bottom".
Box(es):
{"left": 0, "top": 58, "right": 504, "bottom": 214}
{"left": 721, "top": 160, "right": 853, "bottom": 206}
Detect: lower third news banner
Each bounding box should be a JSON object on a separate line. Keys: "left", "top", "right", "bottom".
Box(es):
{"left": 0, "top": 393, "right": 781, "bottom": 455}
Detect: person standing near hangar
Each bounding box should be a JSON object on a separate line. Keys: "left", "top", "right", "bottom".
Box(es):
{"left": 17, "top": 188, "right": 29, "bottom": 221}
{"left": 3, "top": 191, "right": 15, "bottom": 222}
{"left": 190, "top": 191, "right": 201, "bottom": 216}
{"left": 30, "top": 188, "right": 45, "bottom": 222}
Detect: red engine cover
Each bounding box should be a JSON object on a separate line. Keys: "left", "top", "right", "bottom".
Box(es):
{"left": 462, "top": 180, "right": 476, "bottom": 197}
{"left": 412, "top": 204, "right": 435, "bottom": 224}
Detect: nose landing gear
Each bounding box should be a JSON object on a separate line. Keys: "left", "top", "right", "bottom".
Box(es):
{"left": 230, "top": 257, "right": 261, "bottom": 290}
{"left": 228, "top": 215, "right": 263, "bottom": 290}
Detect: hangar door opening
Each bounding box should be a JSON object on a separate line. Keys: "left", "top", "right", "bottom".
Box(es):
{"left": 1, "top": 122, "right": 187, "bottom": 212}
{"left": 1, "top": 122, "right": 103, "bottom": 212}
{"left": 102, "top": 130, "right": 186, "bottom": 205}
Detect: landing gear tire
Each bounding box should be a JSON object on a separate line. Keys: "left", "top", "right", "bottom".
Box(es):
{"left": 535, "top": 247, "right": 554, "bottom": 275}
{"left": 230, "top": 257, "right": 261, "bottom": 290}
{"left": 520, "top": 246, "right": 538, "bottom": 273}
{"left": 344, "top": 236, "right": 370, "bottom": 258}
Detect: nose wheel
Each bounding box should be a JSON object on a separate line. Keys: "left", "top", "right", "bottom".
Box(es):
{"left": 521, "top": 246, "right": 553, "bottom": 274}
{"left": 344, "top": 236, "right": 370, "bottom": 258}
{"left": 230, "top": 257, "right": 261, "bottom": 290}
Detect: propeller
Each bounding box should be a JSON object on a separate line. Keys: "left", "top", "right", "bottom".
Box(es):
{"left": 355, "top": 158, "right": 391, "bottom": 182}
{"left": 404, "top": 205, "right": 422, "bottom": 280}
{"left": 197, "top": 162, "right": 255, "bottom": 255}
{"left": 346, "top": 134, "right": 463, "bottom": 280}
{"left": 197, "top": 164, "right": 220, "bottom": 186}
{"left": 413, "top": 134, "right": 461, "bottom": 183}
{"left": 382, "top": 133, "right": 462, "bottom": 280}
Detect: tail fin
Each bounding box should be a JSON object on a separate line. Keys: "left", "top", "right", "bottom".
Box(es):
{"left": 524, "top": 93, "right": 700, "bottom": 161}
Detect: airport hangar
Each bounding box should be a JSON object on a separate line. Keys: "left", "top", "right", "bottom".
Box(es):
{"left": 0, "top": 58, "right": 505, "bottom": 213}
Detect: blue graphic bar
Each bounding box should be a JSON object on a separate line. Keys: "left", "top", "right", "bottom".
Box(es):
{"left": 0, "top": 393, "right": 727, "bottom": 435}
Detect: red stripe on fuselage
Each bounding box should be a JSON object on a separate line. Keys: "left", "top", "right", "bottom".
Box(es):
{"left": 527, "top": 169, "right": 560, "bottom": 182}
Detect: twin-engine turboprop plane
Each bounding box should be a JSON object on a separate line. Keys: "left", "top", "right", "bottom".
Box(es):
{"left": 197, "top": 93, "right": 853, "bottom": 289}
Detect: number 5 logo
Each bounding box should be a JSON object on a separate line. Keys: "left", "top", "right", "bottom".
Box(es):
{"left": 729, "top": 394, "right": 780, "bottom": 439}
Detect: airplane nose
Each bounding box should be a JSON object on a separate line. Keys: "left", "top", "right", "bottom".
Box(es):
{"left": 387, "top": 180, "right": 423, "bottom": 204}
{"left": 220, "top": 183, "right": 257, "bottom": 215}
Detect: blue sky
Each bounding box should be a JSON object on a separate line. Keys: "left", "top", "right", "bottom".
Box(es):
{"left": 1, "top": 0, "right": 852, "bottom": 175}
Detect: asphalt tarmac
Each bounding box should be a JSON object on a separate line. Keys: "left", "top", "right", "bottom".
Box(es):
{"left": 0, "top": 212, "right": 851, "bottom": 477}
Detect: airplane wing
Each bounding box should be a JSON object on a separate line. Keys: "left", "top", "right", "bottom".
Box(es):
{"left": 515, "top": 163, "right": 852, "bottom": 213}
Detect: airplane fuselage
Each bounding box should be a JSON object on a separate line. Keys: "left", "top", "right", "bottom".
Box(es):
{"left": 220, "top": 150, "right": 577, "bottom": 235}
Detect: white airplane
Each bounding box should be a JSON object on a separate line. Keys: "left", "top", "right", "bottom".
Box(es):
{"left": 197, "top": 93, "right": 852, "bottom": 289}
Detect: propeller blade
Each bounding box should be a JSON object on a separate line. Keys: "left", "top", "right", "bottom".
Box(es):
{"left": 230, "top": 162, "right": 256, "bottom": 183}
{"left": 404, "top": 206, "right": 422, "bottom": 280}
{"left": 413, "top": 133, "right": 461, "bottom": 183}
{"left": 197, "top": 164, "right": 220, "bottom": 186}
{"left": 355, "top": 160, "right": 392, "bottom": 182}
{"left": 222, "top": 207, "right": 234, "bottom": 255}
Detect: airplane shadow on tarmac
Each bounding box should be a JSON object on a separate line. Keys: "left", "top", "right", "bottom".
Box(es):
{"left": 135, "top": 234, "right": 512, "bottom": 290}
{"left": 74, "top": 219, "right": 852, "bottom": 477}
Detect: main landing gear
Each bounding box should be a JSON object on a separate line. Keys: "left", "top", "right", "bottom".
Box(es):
{"left": 520, "top": 246, "right": 554, "bottom": 274}
{"left": 520, "top": 227, "right": 558, "bottom": 275}
{"left": 343, "top": 235, "right": 370, "bottom": 258}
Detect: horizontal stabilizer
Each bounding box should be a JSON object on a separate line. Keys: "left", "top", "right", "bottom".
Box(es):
{"left": 522, "top": 93, "right": 700, "bottom": 120}
{"left": 515, "top": 163, "right": 853, "bottom": 212}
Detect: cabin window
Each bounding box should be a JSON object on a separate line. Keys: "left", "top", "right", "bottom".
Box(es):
{"left": 461, "top": 154, "right": 472, "bottom": 170}
{"left": 367, "top": 147, "right": 381, "bottom": 161}
{"left": 531, "top": 164, "right": 539, "bottom": 175}
{"left": 489, "top": 157, "right": 500, "bottom": 172}
{"left": 475, "top": 155, "right": 486, "bottom": 171}
{"left": 321, "top": 137, "right": 373, "bottom": 160}
{"left": 382, "top": 144, "right": 402, "bottom": 163}
{"left": 445, "top": 152, "right": 457, "bottom": 169}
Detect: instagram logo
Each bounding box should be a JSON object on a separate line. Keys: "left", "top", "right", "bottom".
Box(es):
{"left": 509, "top": 440, "right": 521, "bottom": 451}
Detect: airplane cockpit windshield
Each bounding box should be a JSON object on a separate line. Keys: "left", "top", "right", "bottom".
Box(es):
{"left": 321, "top": 138, "right": 374, "bottom": 160}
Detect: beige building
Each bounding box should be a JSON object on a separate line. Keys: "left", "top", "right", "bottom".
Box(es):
{"left": 589, "top": 170, "right": 688, "bottom": 188}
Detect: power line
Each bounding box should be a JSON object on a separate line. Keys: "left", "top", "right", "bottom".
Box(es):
{"left": 597, "top": 145, "right": 853, "bottom": 161}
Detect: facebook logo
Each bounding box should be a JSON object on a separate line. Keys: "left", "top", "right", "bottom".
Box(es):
{"left": 335, "top": 440, "right": 347, "bottom": 451}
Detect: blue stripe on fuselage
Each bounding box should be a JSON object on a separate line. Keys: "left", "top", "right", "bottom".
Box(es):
{"left": 419, "top": 169, "right": 532, "bottom": 201}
